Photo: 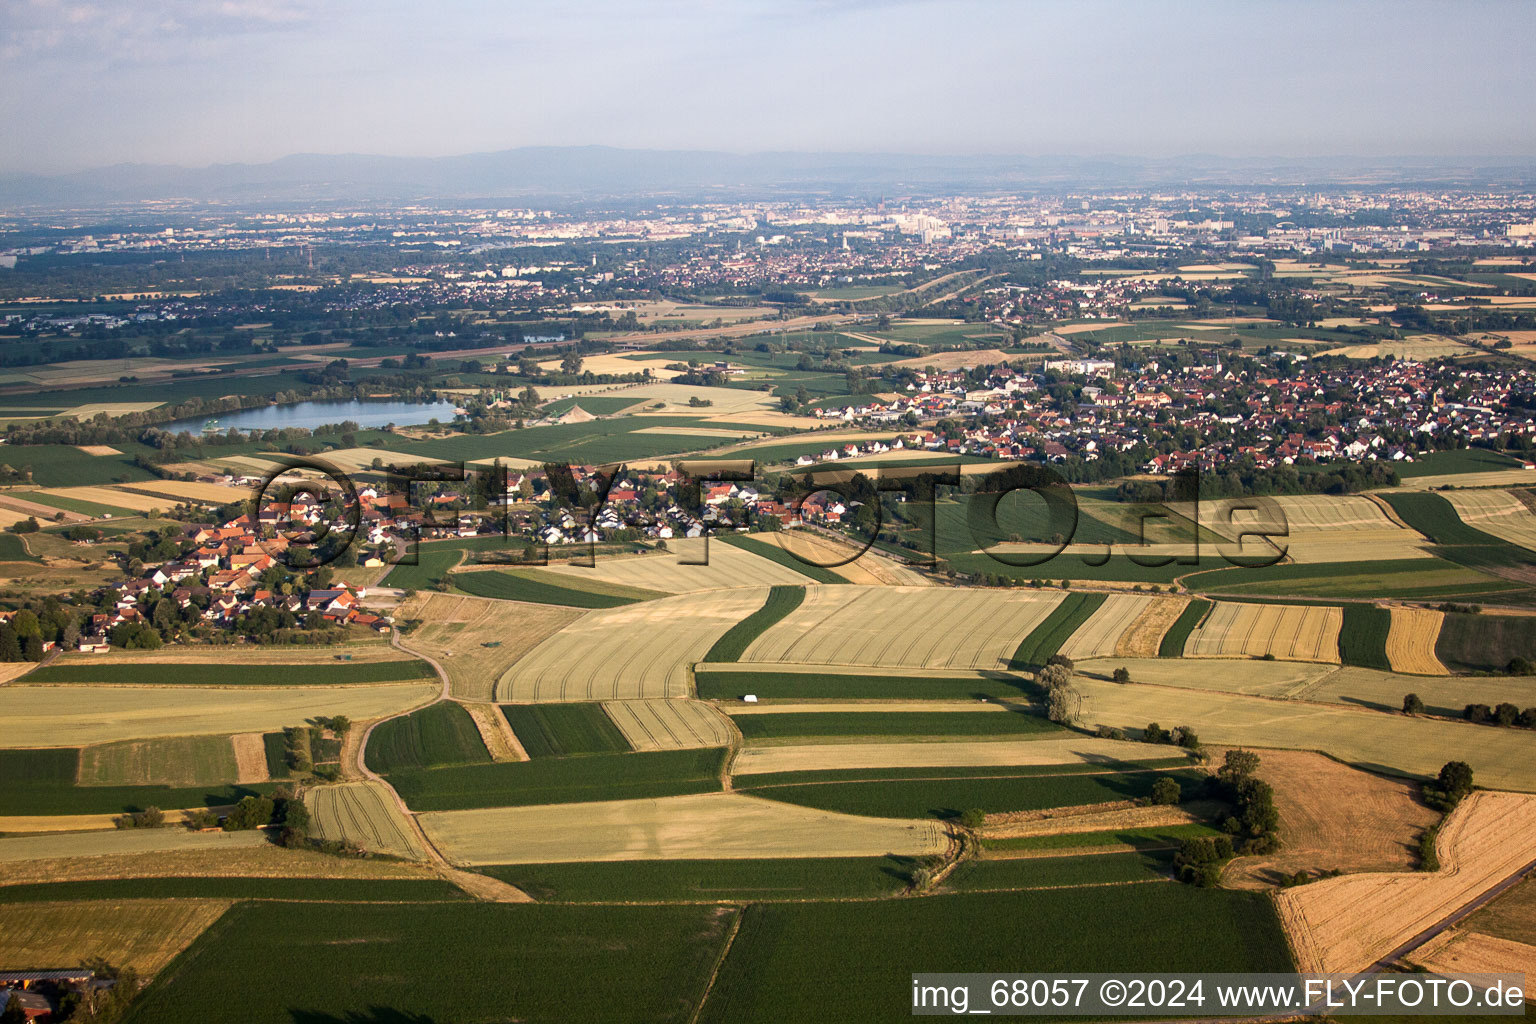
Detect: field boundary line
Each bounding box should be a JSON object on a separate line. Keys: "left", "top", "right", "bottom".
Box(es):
{"left": 687, "top": 907, "right": 744, "bottom": 1024}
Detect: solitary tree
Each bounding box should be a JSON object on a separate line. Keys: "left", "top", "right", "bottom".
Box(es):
{"left": 1437, "top": 761, "right": 1475, "bottom": 803}
{"left": 1112, "top": 666, "right": 1132, "bottom": 684}
{"left": 1402, "top": 693, "right": 1425, "bottom": 716}
{"left": 1150, "top": 777, "right": 1182, "bottom": 805}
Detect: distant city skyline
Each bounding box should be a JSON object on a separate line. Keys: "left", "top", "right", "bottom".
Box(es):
{"left": 2, "top": 0, "right": 1534, "bottom": 176}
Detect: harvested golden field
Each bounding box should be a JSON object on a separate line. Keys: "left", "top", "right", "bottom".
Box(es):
{"left": 304, "top": 781, "right": 427, "bottom": 861}
{"left": 298, "top": 447, "right": 449, "bottom": 473}
{"left": 595, "top": 381, "right": 780, "bottom": 417}
{"left": 75, "top": 444, "right": 122, "bottom": 455}
{"left": 1115, "top": 597, "right": 1190, "bottom": 657}
{"left": 1443, "top": 488, "right": 1536, "bottom": 551}
{"left": 536, "top": 538, "right": 812, "bottom": 593}
{"left": 0, "top": 682, "right": 436, "bottom": 746}
{"left": 398, "top": 592, "right": 579, "bottom": 701}
{"left": 1322, "top": 336, "right": 1477, "bottom": 360}
{"left": 0, "top": 841, "right": 439, "bottom": 885}
{"left": 231, "top": 732, "right": 270, "bottom": 783}
{"left": 47, "top": 485, "right": 166, "bottom": 512}
{"left": 116, "top": 479, "right": 249, "bottom": 504}
{"left": 1057, "top": 594, "right": 1156, "bottom": 661}
{"left": 730, "top": 736, "right": 1183, "bottom": 776}
{"left": 0, "top": 828, "right": 269, "bottom": 864}
{"left": 728, "top": 701, "right": 1010, "bottom": 715}
{"left": 1282, "top": 532, "right": 1433, "bottom": 563}
{"left": 1399, "top": 469, "right": 1536, "bottom": 491}
{"left": 0, "top": 899, "right": 230, "bottom": 976}
{"left": 740, "top": 585, "right": 1062, "bottom": 670}
{"left": 48, "top": 641, "right": 408, "bottom": 666}
{"left": 419, "top": 792, "right": 947, "bottom": 864}
{"left": 1386, "top": 607, "right": 1448, "bottom": 674}
{"left": 498, "top": 588, "right": 769, "bottom": 701}
{"left": 1183, "top": 601, "right": 1342, "bottom": 663}
{"left": 889, "top": 348, "right": 1014, "bottom": 371}
{"left": 1277, "top": 791, "right": 1536, "bottom": 974}
{"left": 1222, "top": 750, "right": 1439, "bottom": 888}
{"left": 744, "top": 530, "right": 896, "bottom": 586}
{"left": 601, "top": 699, "right": 734, "bottom": 751}
{"left": 1071, "top": 676, "right": 1536, "bottom": 792}
{"left": 1412, "top": 930, "right": 1536, "bottom": 998}
{"left": 462, "top": 701, "right": 524, "bottom": 760}
{"left": 1076, "top": 657, "right": 1332, "bottom": 697}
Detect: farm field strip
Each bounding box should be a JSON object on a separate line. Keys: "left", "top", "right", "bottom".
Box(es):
{"left": 1442, "top": 488, "right": 1536, "bottom": 552}
{"left": 304, "top": 781, "right": 428, "bottom": 861}
{"left": 417, "top": 791, "right": 948, "bottom": 864}
{"left": 534, "top": 538, "right": 814, "bottom": 593}
{"left": 1386, "top": 606, "right": 1449, "bottom": 674}
{"left": 77, "top": 734, "right": 240, "bottom": 788}
{"left": 0, "top": 899, "right": 232, "bottom": 977}
{"left": 1411, "top": 931, "right": 1536, "bottom": 999}
{"left": 730, "top": 736, "right": 1182, "bottom": 775}
{"left": 0, "top": 827, "right": 270, "bottom": 864}
{"left": 498, "top": 588, "right": 769, "bottom": 701}
{"left": 1277, "top": 791, "right": 1536, "bottom": 975}
{"left": 1071, "top": 677, "right": 1536, "bottom": 792}
{"left": 1057, "top": 593, "right": 1156, "bottom": 661}
{"left": 1183, "top": 601, "right": 1342, "bottom": 663}
{"left": 1077, "top": 657, "right": 1335, "bottom": 697}
{"left": 0, "top": 683, "right": 438, "bottom": 746}
{"left": 1115, "top": 596, "right": 1189, "bottom": 657}
{"left": 601, "top": 699, "right": 735, "bottom": 751}
{"left": 397, "top": 592, "right": 580, "bottom": 701}
{"left": 740, "top": 586, "right": 1063, "bottom": 670}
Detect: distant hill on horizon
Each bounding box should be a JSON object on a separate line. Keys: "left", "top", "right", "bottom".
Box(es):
{"left": 4, "top": 146, "right": 1536, "bottom": 208}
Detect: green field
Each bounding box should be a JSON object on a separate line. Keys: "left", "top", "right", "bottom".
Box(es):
{"left": 0, "top": 534, "right": 41, "bottom": 562}
{"left": 363, "top": 702, "right": 491, "bottom": 773}
{"left": 731, "top": 709, "right": 1059, "bottom": 742}
{"left": 1435, "top": 612, "right": 1536, "bottom": 673}
{"left": 697, "top": 887, "right": 1293, "bottom": 1023}
{"left": 77, "top": 734, "right": 238, "bottom": 788}
{"left": 1159, "top": 598, "right": 1211, "bottom": 657}
{"left": 1380, "top": 492, "right": 1536, "bottom": 592}
{"left": 1009, "top": 592, "right": 1106, "bottom": 668}
{"left": 261, "top": 732, "right": 289, "bottom": 779}
{"left": 123, "top": 900, "right": 738, "bottom": 1024}
{"left": 381, "top": 535, "right": 517, "bottom": 589}
{"left": 1395, "top": 449, "right": 1524, "bottom": 478}
{"left": 946, "top": 850, "right": 1172, "bottom": 891}
{"left": 452, "top": 567, "right": 664, "bottom": 607}
{"left": 501, "top": 703, "right": 632, "bottom": 757}
{"left": 738, "top": 765, "right": 1206, "bottom": 820}
{"left": 1338, "top": 603, "right": 1392, "bottom": 670}
{"left": 477, "top": 857, "right": 915, "bottom": 902}
{"left": 983, "top": 822, "right": 1223, "bottom": 853}
{"left": 23, "top": 660, "right": 434, "bottom": 685}
{"left": 716, "top": 532, "right": 848, "bottom": 584}
{"left": 0, "top": 877, "right": 469, "bottom": 904}
{"left": 0, "top": 445, "right": 159, "bottom": 487}
{"left": 0, "top": 747, "right": 279, "bottom": 816}
{"left": 386, "top": 747, "right": 729, "bottom": 811}
{"left": 1182, "top": 557, "right": 1520, "bottom": 602}
{"left": 702, "top": 584, "right": 804, "bottom": 662}
{"left": 693, "top": 669, "right": 1031, "bottom": 701}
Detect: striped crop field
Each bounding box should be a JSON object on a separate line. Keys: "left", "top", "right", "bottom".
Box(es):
{"left": 1385, "top": 607, "right": 1448, "bottom": 675}
{"left": 304, "top": 781, "right": 428, "bottom": 861}
{"left": 601, "top": 700, "right": 735, "bottom": 751}
{"left": 737, "top": 586, "right": 1063, "bottom": 671}
{"left": 1183, "top": 601, "right": 1342, "bottom": 663}
{"left": 1057, "top": 593, "right": 1157, "bottom": 661}
{"left": 497, "top": 588, "right": 770, "bottom": 701}
{"left": 1008, "top": 592, "right": 1105, "bottom": 668}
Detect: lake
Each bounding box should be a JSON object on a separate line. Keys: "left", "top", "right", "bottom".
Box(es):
{"left": 164, "top": 398, "right": 461, "bottom": 436}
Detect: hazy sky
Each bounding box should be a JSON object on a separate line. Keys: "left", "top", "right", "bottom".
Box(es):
{"left": 3, "top": 0, "right": 1534, "bottom": 174}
